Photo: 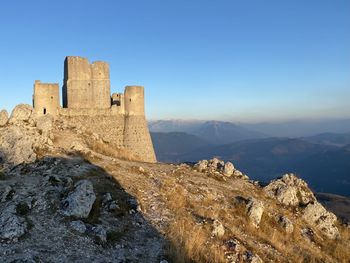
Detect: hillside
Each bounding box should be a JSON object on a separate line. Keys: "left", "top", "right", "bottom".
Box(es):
{"left": 151, "top": 132, "right": 210, "bottom": 162}
{"left": 0, "top": 105, "right": 350, "bottom": 262}
{"left": 303, "top": 132, "right": 350, "bottom": 147}
{"left": 151, "top": 134, "right": 350, "bottom": 196}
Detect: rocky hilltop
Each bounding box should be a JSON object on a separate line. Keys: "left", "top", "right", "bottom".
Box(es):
{"left": 0, "top": 105, "right": 349, "bottom": 262}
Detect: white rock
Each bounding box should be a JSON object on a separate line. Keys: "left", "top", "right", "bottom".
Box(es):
{"left": 302, "top": 202, "right": 339, "bottom": 239}
{"left": 264, "top": 174, "right": 316, "bottom": 207}
{"left": 212, "top": 219, "right": 225, "bottom": 237}
{"left": 62, "top": 180, "right": 96, "bottom": 218}
{"left": 246, "top": 198, "right": 264, "bottom": 228}
{"left": 0, "top": 109, "right": 8, "bottom": 127}
{"left": 0, "top": 126, "right": 37, "bottom": 165}
{"left": 36, "top": 115, "right": 54, "bottom": 135}
{"left": 223, "top": 162, "right": 235, "bottom": 176}
{"left": 9, "top": 104, "right": 33, "bottom": 124}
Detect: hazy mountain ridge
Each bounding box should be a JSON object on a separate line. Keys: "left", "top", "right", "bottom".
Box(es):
{"left": 149, "top": 120, "right": 266, "bottom": 144}
{"left": 303, "top": 132, "right": 350, "bottom": 147}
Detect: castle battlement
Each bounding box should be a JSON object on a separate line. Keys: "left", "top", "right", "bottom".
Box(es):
{"left": 32, "top": 56, "right": 156, "bottom": 163}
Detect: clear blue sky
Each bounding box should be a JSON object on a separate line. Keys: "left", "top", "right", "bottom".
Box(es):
{"left": 0, "top": 0, "right": 349, "bottom": 122}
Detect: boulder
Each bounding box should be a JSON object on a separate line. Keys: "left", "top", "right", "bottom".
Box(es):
{"left": 0, "top": 205, "right": 27, "bottom": 241}
{"left": 62, "top": 180, "right": 96, "bottom": 218}
{"left": 223, "top": 162, "right": 235, "bottom": 176}
{"left": 302, "top": 202, "right": 339, "bottom": 239}
{"left": 9, "top": 104, "right": 33, "bottom": 124}
{"left": 264, "top": 174, "right": 316, "bottom": 207}
{"left": 212, "top": 219, "right": 225, "bottom": 237}
{"left": 246, "top": 198, "right": 264, "bottom": 228}
{"left": 0, "top": 109, "right": 8, "bottom": 126}
{"left": 278, "top": 215, "right": 294, "bottom": 234}
{"left": 194, "top": 160, "right": 208, "bottom": 172}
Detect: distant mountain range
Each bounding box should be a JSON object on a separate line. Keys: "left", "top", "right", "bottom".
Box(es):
{"left": 149, "top": 118, "right": 350, "bottom": 138}
{"left": 149, "top": 120, "right": 266, "bottom": 144}
{"left": 303, "top": 132, "right": 350, "bottom": 147}
{"left": 150, "top": 122, "right": 350, "bottom": 196}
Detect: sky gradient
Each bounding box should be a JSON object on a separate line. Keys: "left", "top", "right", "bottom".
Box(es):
{"left": 0, "top": 0, "right": 349, "bottom": 122}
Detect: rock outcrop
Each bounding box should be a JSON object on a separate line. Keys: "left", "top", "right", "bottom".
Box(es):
{"left": 302, "top": 202, "right": 340, "bottom": 239}
{"left": 0, "top": 126, "right": 37, "bottom": 165}
{"left": 0, "top": 109, "right": 8, "bottom": 127}
{"left": 9, "top": 104, "right": 33, "bottom": 124}
{"left": 194, "top": 158, "right": 248, "bottom": 179}
{"left": 62, "top": 180, "right": 96, "bottom": 218}
{"left": 265, "top": 174, "right": 340, "bottom": 239}
{"left": 264, "top": 173, "right": 316, "bottom": 206}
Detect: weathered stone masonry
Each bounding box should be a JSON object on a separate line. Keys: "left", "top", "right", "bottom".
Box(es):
{"left": 33, "top": 56, "right": 157, "bottom": 163}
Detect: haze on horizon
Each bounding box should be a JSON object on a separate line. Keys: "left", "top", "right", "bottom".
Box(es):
{"left": 0, "top": 0, "right": 349, "bottom": 123}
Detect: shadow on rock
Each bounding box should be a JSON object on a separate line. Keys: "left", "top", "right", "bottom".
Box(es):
{"left": 0, "top": 152, "right": 170, "bottom": 263}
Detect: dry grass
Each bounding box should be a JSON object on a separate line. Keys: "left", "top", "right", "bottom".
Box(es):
{"left": 86, "top": 140, "right": 141, "bottom": 162}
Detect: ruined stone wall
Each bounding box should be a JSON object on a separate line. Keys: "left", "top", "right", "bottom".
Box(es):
{"left": 62, "top": 57, "right": 110, "bottom": 109}
{"left": 59, "top": 109, "right": 125, "bottom": 146}
{"left": 33, "top": 81, "right": 60, "bottom": 116}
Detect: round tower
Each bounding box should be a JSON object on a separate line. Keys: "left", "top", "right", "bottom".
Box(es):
{"left": 124, "top": 86, "right": 145, "bottom": 116}
{"left": 123, "top": 85, "right": 156, "bottom": 163}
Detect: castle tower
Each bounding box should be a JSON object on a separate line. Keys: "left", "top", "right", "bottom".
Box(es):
{"left": 62, "top": 56, "right": 111, "bottom": 109}
{"left": 123, "top": 86, "right": 157, "bottom": 163}
{"left": 33, "top": 80, "right": 60, "bottom": 116}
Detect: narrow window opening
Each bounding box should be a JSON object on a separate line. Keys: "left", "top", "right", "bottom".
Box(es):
{"left": 43, "top": 108, "right": 47, "bottom": 115}
{"left": 129, "top": 99, "right": 132, "bottom": 102}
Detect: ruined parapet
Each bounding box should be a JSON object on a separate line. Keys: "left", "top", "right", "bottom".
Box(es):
{"left": 33, "top": 80, "right": 60, "bottom": 116}
{"left": 123, "top": 86, "right": 156, "bottom": 163}
{"left": 63, "top": 57, "right": 111, "bottom": 109}
{"left": 111, "top": 93, "right": 125, "bottom": 114}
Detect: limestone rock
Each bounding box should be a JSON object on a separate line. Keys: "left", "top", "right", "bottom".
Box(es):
{"left": 223, "top": 162, "right": 235, "bottom": 176}
{"left": 194, "top": 159, "right": 208, "bottom": 172}
{"left": 246, "top": 198, "right": 264, "bottom": 228}
{"left": 278, "top": 215, "right": 294, "bottom": 234}
{"left": 212, "top": 219, "right": 225, "bottom": 237}
{"left": 0, "top": 109, "right": 8, "bottom": 126}
{"left": 62, "top": 180, "right": 96, "bottom": 218}
{"left": 9, "top": 104, "right": 33, "bottom": 124}
{"left": 0, "top": 126, "right": 37, "bottom": 165}
{"left": 208, "top": 158, "right": 224, "bottom": 171}
{"left": 264, "top": 174, "right": 316, "bottom": 207}
{"left": 302, "top": 202, "right": 339, "bottom": 239}
{"left": 0, "top": 205, "right": 27, "bottom": 241}
{"left": 36, "top": 115, "right": 54, "bottom": 134}
{"left": 70, "top": 220, "right": 87, "bottom": 234}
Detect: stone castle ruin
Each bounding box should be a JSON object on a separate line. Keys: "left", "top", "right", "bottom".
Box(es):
{"left": 32, "top": 56, "right": 156, "bottom": 163}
